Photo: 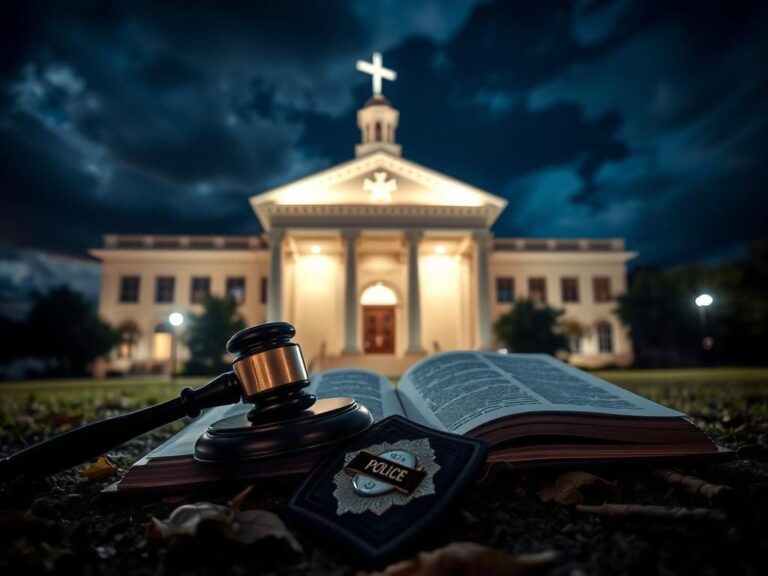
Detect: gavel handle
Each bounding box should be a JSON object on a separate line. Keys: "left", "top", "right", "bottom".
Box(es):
{"left": 0, "top": 371, "right": 242, "bottom": 480}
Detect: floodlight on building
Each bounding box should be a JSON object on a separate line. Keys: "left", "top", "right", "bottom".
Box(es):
{"left": 695, "top": 294, "right": 713, "bottom": 307}
{"left": 169, "top": 312, "right": 185, "bottom": 327}
{"left": 435, "top": 245, "right": 446, "bottom": 254}
{"left": 310, "top": 244, "right": 321, "bottom": 254}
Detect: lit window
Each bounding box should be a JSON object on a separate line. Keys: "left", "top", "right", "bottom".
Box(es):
{"left": 561, "top": 277, "right": 580, "bottom": 303}
{"left": 593, "top": 277, "right": 612, "bottom": 303}
{"left": 190, "top": 277, "right": 210, "bottom": 304}
{"left": 496, "top": 278, "right": 515, "bottom": 303}
{"left": 227, "top": 277, "right": 246, "bottom": 305}
{"left": 155, "top": 277, "right": 175, "bottom": 304}
{"left": 119, "top": 276, "right": 140, "bottom": 303}
{"left": 597, "top": 322, "right": 613, "bottom": 353}
{"left": 528, "top": 277, "right": 547, "bottom": 303}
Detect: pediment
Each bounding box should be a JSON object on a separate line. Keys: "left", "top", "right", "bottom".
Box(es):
{"left": 250, "top": 152, "right": 507, "bottom": 230}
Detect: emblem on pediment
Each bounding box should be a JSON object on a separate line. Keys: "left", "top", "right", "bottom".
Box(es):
{"left": 363, "top": 171, "right": 397, "bottom": 203}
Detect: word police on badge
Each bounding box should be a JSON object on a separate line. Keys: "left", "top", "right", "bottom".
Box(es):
{"left": 344, "top": 449, "right": 427, "bottom": 496}
{"left": 333, "top": 437, "right": 440, "bottom": 515}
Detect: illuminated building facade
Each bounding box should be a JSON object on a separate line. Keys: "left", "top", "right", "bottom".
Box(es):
{"left": 92, "top": 55, "right": 634, "bottom": 375}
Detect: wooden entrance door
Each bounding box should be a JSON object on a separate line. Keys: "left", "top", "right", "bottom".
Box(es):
{"left": 363, "top": 306, "right": 395, "bottom": 354}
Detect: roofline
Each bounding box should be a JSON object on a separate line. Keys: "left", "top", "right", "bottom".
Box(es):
{"left": 249, "top": 150, "right": 508, "bottom": 210}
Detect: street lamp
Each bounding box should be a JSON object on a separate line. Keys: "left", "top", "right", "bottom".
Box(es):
{"left": 168, "top": 312, "right": 184, "bottom": 382}
{"left": 695, "top": 294, "right": 713, "bottom": 352}
{"left": 695, "top": 294, "right": 713, "bottom": 308}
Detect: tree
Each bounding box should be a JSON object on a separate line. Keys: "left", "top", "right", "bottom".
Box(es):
{"left": 116, "top": 320, "right": 142, "bottom": 358}
{"left": 493, "top": 299, "right": 568, "bottom": 355}
{"left": 26, "top": 286, "right": 118, "bottom": 376}
{"left": 615, "top": 267, "right": 699, "bottom": 367}
{"left": 184, "top": 295, "right": 246, "bottom": 374}
{"left": 0, "top": 315, "right": 28, "bottom": 365}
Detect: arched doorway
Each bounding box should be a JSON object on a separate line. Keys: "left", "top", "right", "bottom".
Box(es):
{"left": 360, "top": 282, "right": 397, "bottom": 354}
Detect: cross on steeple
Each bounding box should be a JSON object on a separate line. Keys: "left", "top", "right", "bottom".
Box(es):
{"left": 356, "top": 52, "right": 396, "bottom": 97}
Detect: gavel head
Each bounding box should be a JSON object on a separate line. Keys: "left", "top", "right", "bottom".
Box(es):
{"left": 226, "top": 322, "right": 316, "bottom": 422}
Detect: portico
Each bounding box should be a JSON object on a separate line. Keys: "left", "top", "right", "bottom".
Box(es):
{"left": 260, "top": 227, "right": 490, "bottom": 371}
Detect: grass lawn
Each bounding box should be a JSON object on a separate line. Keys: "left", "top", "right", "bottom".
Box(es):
{"left": 1, "top": 366, "right": 766, "bottom": 441}
{"left": 1, "top": 366, "right": 767, "bottom": 575}
{"left": 2, "top": 365, "right": 766, "bottom": 405}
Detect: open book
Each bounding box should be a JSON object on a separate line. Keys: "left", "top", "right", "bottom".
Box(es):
{"left": 112, "top": 352, "right": 724, "bottom": 492}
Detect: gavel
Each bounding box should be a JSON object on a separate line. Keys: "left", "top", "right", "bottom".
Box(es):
{"left": 0, "top": 322, "right": 373, "bottom": 480}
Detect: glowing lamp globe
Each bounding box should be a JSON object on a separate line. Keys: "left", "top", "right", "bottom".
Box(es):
{"left": 169, "top": 312, "right": 185, "bottom": 327}
{"left": 695, "top": 294, "right": 713, "bottom": 307}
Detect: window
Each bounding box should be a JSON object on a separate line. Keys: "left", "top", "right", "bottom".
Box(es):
{"left": 561, "top": 277, "right": 580, "bottom": 303}
{"left": 260, "top": 276, "right": 268, "bottom": 304}
{"left": 570, "top": 335, "right": 581, "bottom": 355}
{"left": 496, "top": 277, "right": 515, "bottom": 303}
{"left": 593, "top": 277, "right": 612, "bottom": 303}
{"left": 116, "top": 320, "right": 140, "bottom": 358}
{"left": 155, "top": 276, "right": 175, "bottom": 303}
{"left": 119, "top": 276, "right": 140, "bottom": 303}
{"left": 528, "top": 277, "right": 547, "bottom": 303}
{"left": 597, "top": 322, "right": 614, "bottom": 353}
{"left": 375, "top": 121, "right": 382, "bottom": 141}
{"left": 226, "top": 277, "right": 246, "bottom": 305}
{"left": 190, "top": 277, "right": 210, "bottom": 304}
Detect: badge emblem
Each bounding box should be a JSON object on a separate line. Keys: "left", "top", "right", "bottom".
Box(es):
{"left": 333, "top": 438, "right": 439, "bottom": 515}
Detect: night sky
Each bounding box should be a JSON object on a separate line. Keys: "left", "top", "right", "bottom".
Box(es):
{"left": 2, "top": 0, "right": 767, "bottom": 266}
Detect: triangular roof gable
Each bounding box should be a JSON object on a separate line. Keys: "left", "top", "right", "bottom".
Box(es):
{"left": 250, "top": 151, "right": 507, "bottom": 210}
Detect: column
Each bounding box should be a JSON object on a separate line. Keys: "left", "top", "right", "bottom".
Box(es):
{"left": 474, "top": 230, "right": 492, "bottom": 349}
{"left": 267, "top": 228, "right": 285, "bottom": 322}
{"left": 406, "top": 230, "right": 425, "bottom": 354}
{"left": 342, "top": 229, "right": 360, "bottom": 354}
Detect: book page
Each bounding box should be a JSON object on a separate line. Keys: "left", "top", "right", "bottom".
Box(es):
{"left": 309, "top": 368, "right": 403, "bottom": 421}
{"left": 135, "top": 402, "right": 250, "bottom": 463}
{"left": 397, "top": 352, "right": 682, "bottom": 436}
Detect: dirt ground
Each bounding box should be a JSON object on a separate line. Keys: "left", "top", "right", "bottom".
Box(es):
{"left": 1, "top": 373, "right": 767, "bottom": 575}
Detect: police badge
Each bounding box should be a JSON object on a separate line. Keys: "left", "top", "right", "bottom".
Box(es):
{"left": 287, "top": 415, "right": 487, "bottom": 567}
{"left": 334, "top": 437, "right": 438, "bottom": 515}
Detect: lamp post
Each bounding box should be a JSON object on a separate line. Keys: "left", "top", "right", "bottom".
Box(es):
{"left": 694, "top": 294, "right": 713, "bottom": 352}
{"left": 168, "top": 312, "right": 184, "bottom": 382}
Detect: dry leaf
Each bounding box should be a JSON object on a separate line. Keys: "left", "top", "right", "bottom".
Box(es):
{"left": 148, "top": 502, "right": 234, "bottom": 541}
{"left": 147, "top": 500, "right": 302, "bottom": 552}
{"left": 79, "top": 454, "right": 118, "bottom": 480}
{"left": 368, "top": 542, "right": 557, "bottom": 576}
{"left": 540, "top": 471, "right": 616, "bottom": 506}
{"left": 49, "top": 412, "right": 84, "bottom": 431}
{"left": 235, "top": 510, "right": 302, "bottom": 551}
{"left": 228, "top": 484, "right": 254, "bottom": 509}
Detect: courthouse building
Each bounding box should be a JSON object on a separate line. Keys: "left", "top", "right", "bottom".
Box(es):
{"left": 91, "top": 54, "right": 635, "bottom": 376}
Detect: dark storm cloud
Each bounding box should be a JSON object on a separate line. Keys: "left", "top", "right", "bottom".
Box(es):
{"left": 1, "top": 0, "right": 766, "bottom": 267}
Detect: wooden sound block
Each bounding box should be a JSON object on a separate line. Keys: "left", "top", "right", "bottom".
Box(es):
{"left": 194, "top": 398, "right": 374, "bottom": 463}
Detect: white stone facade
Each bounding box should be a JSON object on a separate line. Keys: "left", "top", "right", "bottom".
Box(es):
{"left": 91, "top": 96, "right": 635, "bottom": 375}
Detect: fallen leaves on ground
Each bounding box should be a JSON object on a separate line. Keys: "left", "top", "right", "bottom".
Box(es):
{"left": 79, "top": 454, "right": 118, "bottom": 481}
{"left": 539, "top": 471, "right": 616, "bottom": 506}
{"left": 368, "top": 542, "right": 557, "bottom": 576}
{"left": 147, "top": 485, "right": 301, "bottom": 552}
{"left": 575, "top": 504, "right": 727, "bottom": 522}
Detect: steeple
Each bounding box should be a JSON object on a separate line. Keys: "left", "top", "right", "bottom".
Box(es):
{"left": 355, "top": 95, "right": 401, "bottom": 157}
{"left": 354, "top": 53, "right": 401, "bottom": 157}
